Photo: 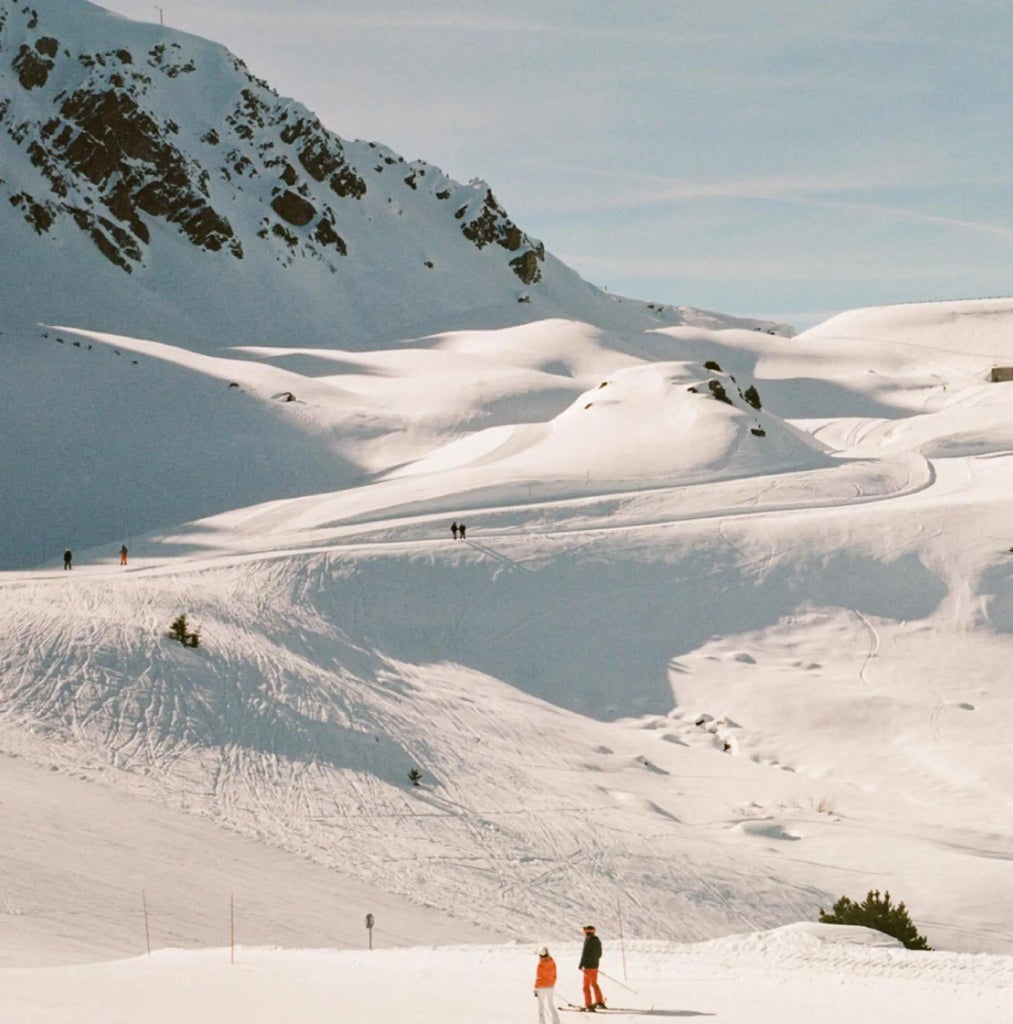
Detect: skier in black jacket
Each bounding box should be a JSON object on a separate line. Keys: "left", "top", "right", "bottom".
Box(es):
{"left": 578, "top": 925, "right": 605, "bottom": 1011}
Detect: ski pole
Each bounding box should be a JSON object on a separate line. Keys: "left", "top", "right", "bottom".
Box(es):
{"left": 599, "top": 970, "right": 638, "bottom": 994}
{"left": 559, "top": 992, "right": 590, "bottom": 1011}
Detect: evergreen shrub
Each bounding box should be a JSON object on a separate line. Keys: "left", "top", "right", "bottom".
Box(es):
{"left": 819, "top": 889, "right": 931, "bottom": 950}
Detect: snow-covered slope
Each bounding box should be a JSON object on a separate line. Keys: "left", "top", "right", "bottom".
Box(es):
{"left": 2, "top": 298, "right": 1013, "bottom": 969}
{"left": 0, "top": 318, "right": 817, "bottom": 568}
{"left": 2, "top": 0, "right": 1013, "bottom": 1000}
{"left": 0, "top": 754, "right": 498, "bottom": 967}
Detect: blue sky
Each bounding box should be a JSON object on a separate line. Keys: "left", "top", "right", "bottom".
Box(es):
{"left": 98, "top": 0, "right": 1011, "bottom": 328}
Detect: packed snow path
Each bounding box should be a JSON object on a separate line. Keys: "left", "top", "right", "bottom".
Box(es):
{"left": 1, "top": 929, "right": 1011, "bottom": 1024}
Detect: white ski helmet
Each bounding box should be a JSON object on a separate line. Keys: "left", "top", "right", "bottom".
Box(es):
{"left": 538, "top": 946, "right": 549, "bottom": 957}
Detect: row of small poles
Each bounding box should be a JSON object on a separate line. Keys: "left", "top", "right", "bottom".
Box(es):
{"left": 140, "top": 892, "right": 377, "bottom": 961}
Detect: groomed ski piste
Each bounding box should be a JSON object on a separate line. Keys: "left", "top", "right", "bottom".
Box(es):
{"left": 2, "top": 926, "right": 1012, "bottom": 1024}
{"left": 2, "top": 299, "right": 1013, "bottom": 1022}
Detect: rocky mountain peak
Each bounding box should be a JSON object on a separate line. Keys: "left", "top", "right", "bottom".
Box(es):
{"left": 0, "top": 0, "right": 545, "bottom": 285}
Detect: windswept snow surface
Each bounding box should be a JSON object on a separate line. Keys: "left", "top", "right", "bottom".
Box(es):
{"left": 2, "top": 298, "right": 1013, "bottom": 1020}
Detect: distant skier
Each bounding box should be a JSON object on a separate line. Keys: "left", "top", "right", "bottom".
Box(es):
{"left": 579, "top": 925, "right": 605, "bottom": 1011}
{"left": 63, "top": 549, "right": 72, "bottom": 570}
{"left": 119, "top": 544, "right": 128, "bottom": 566}
{"left": 451, "top": 521, "right": 459, "bottom": 540}
{"left": 458, "top": 522, "right": 467, "bottom": 540}
{"left": 534, "top": 946, "right": 561, "bottom": 1024}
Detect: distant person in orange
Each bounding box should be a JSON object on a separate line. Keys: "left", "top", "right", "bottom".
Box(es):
{"left": 119, "top": 545, "right": 128, "bottom": 565}
{"left": 579, "top": 925, "right": 605, "bottom": 1011}
{"left": 534, "top": 946, "right": 561, "bottom": 1024}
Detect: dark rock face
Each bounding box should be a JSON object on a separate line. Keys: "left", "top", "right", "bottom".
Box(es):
{"left": 9, "top": 190, "right": 52, "bottom": 233}
{"left": 458, "top": 189, "right": 545, "bottom": 283}
{"left": 50, "top": 84, "right": 241, "bottom": 259}
{"left": 59, "top": 89, "right": 165, "bottom": 182}
{"left": 510, "top": 249, "right": 543, "bottom": 285}
{"left": 460, "top": 189, "right": 518, "bottom": 249}
{"left": 707, "top": 379, "right": 733, "bottom": 405}
{"left": 313, "top": 217, "right": 347, "bottom": 254}
{"left": 271, "top": 189, "right": 316, "bottom": 226}
{"left": 2, "top": 17, "right": 248, "bottom": 268}
{"left": 279, "top": 115, "right": 367, "bottom": 199}
{"left": 13, "top": 36, "right": 57, "bottom": 89}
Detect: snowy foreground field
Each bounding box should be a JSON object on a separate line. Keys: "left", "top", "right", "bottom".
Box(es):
{"left": 3, "top": 299, "right": 1013, "bottom": 1021}
{"left": 2, "top": 929, "right": 1012, "bottom": 1024}
{"left": 1, "top": 933, "right": 1011, "bottom": 1024}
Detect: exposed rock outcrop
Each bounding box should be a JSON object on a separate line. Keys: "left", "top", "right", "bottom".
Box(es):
{"left": 13, "top": 35, "right": 57, "bottom": 89}
{"left": 271, "top": 188, "right": 316, "bottom": 227}
{"left": 457, "top": 188, "right": 545, "bottom": 283}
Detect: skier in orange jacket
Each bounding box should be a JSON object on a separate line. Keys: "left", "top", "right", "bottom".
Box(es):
{"left": 534, "top": 946, "right": 561, "bottom": 1024}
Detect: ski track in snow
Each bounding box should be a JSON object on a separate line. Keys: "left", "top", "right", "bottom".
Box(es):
{"left": 2, "top": 437, "right": 1012, "bottom": 955}
{"left": 2, "top": 450, "right": 935, "bottom": 584}
{"left": 3, "top": 300, "right": 1013, "bottom": 972}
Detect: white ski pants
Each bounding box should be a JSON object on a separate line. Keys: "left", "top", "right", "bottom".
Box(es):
{"left": 536, "top": 986, "right": 561, "bottom": 1024}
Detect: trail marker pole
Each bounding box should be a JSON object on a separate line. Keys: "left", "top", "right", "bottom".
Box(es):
{"left": 142, "top": 890, "right": 151, "bottom": 956}
{"left": 365, "top": 912, "right": 374, "bottom": 950}
{"left": 230, "top": 892, "right": 235, "bottom": 964}
{"left": 616, "top": 893, "right": 627, "bottom": 981}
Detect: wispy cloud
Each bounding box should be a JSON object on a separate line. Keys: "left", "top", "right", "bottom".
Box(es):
{"left": 517, "top": 163, "right": 1013, "bottom": 245}
{"left": 521, "top": 156, "right": 1013, "bottom": 205}
{"left": 564, "top": 253, "right": 972, "bottom": 284}
{"left": 753, "top": 194, "right": 1013, "bottom": 245}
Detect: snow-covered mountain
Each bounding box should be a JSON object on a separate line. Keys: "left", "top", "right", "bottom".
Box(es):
{"left": 0, "top": 0, "right": 773, "bottom": 348}
{"left": 1, "top": 3, "right": 1012, "bottom": 1016}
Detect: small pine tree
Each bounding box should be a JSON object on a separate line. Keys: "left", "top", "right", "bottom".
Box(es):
{"left": 819, "top": 889, "right": 931, "bottom": 950}
{"left": 169, "top": 614, "right": 200, "bottom": 648}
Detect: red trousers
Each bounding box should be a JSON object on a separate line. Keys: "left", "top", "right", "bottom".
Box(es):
{"left": 582, "top": 968, "right": 603, "bottom": 1007}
